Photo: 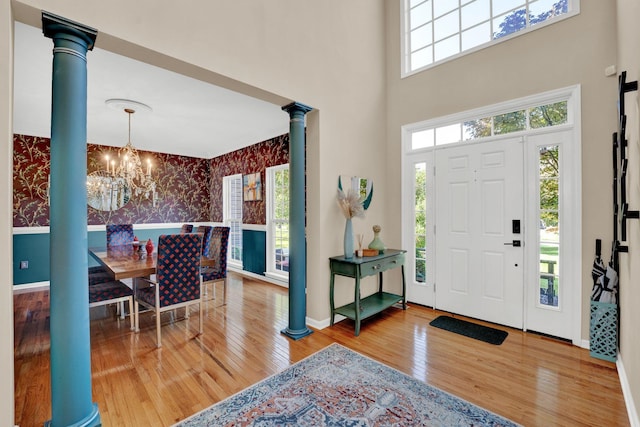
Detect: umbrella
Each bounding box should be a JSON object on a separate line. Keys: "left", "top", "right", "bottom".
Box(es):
{"left": 591, "top": 239, "right": 607, "bottom": 302}
{"left": 591, "top": 239, "right": 619, "bottom": 304}
{"left": 600, "top": 262, "right": 619, "bottom": 304}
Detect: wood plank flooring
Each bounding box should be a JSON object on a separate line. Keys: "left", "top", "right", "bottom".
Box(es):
{"left": 14, "top": 273, "right": 629, "bottom": 426}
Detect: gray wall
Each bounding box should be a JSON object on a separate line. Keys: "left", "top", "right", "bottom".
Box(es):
{"left": 616, "top": 0, "right": 640, "bottom": 419}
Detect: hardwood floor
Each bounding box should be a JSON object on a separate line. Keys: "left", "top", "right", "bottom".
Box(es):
{"left": 14, "top": 273, "right": 629, "bottom": 426}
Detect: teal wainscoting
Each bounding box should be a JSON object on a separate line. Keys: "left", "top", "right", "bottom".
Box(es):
{"left": 13, "top": 233, "right": 50, "bottom": 285}
{"left": 13, "top": 226, "right": 183, "bottom": 286}
{"left": 242, "top": 229, "right": 266, "bottom": 276}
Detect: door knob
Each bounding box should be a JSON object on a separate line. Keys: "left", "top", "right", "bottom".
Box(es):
{"left": 504, "top": 240, "right": 522, "bottom": 247}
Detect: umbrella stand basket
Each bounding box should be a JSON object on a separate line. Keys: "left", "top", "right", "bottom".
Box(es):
{"left": 589, "top": 301, "right": 618, "bottom": 362}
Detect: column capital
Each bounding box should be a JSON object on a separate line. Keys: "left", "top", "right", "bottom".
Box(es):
{"left": 42, "top": 11, "right": 97, "bottom": 50}
{"left": 282, "top": 102, "right": 313, "bottom": 116}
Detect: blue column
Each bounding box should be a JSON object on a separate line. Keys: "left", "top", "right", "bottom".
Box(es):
{"left": 42, "top": 12, "right": 100, "bottom": 427}
{"left": 281, "top": 102, "right": 313, "bottom": 340}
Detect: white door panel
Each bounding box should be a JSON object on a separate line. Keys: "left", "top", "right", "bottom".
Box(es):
{"left": 436, "top": 138, "right": 524, "bottom": 328}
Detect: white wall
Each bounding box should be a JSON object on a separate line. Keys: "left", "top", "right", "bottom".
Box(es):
{"left": 616, "top": 0, "right": 640, "bottom": 421}
{"left": 0, "top": 2, "right": 14, "bottom": 425}
{"left": 385, "top": 0, "right": 618, "bottom": 339}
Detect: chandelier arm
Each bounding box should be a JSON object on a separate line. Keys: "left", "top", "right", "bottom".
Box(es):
{"left": 87, "top": 106, "right": 157, "bottom": 209}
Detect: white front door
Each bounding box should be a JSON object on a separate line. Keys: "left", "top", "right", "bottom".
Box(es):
{"left": 435, "top": 138, "right": 524, "bottom": 328}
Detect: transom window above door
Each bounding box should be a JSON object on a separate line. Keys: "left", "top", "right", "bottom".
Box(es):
{"left": 410, "top": 100, "right": 568, "bottom": 150}
{"left": 402, "top": 0, "right": 579, "bottom": 76}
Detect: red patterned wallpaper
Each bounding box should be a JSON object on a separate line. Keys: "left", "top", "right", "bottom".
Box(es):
{"left": 210, "top": 134, "right": 289, "bottom": 224}
{"left": 13, "top": 135, "right": 50, "bottom": 227}
{"left": 13, "top": 134, "right": 211, "bottom": 227}
{"left": 13, "top": 133, "right": 289, "bottom": 227}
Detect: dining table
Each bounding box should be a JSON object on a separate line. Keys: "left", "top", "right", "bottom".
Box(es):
{"left": 89, "top": 244, "right": 217, "bottom": 280}
{"left": 89, "top": 244, "right": 217, "bottom": 330}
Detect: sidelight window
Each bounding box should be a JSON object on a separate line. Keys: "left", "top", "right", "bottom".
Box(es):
{"left": 538, "top": 145, "right": 560, "bottom": 307}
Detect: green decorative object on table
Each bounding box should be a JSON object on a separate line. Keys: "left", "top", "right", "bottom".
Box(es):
{"left": 368, "top": 224, "right": 385, "bottom": 254}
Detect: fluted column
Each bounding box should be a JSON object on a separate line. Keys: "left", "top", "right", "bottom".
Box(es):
{"left": 281, "top": 102, "right": 313, "bottom": 340}
{"left": 42, "top": 11, "right": 100, "bottom": 427}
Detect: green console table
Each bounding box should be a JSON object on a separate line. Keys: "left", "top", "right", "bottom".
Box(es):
{"left": 329, "top": 249, "right": 407, "bottom": 336}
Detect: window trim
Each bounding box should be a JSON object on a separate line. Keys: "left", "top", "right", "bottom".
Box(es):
{"left": 223, "top": 174, "right": 243, "bottom": 269}
{"left": 401, "top": 0, "right": 581, "bottom": 78}
{"left": 265, "top": 164, "right": 289, "bottom": 282}
{"left": 403, "top": 84, "right": 578, "bottom": 154}
{"left": 400, "top": 84, "right": 582, "bottom": 344}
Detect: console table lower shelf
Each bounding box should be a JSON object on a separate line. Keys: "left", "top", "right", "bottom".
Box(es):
{"left": 329, "top": 249, "right": 407, "bottom": 336}
{"left": 333, "top": 292, "right": 404, "bottom": 322}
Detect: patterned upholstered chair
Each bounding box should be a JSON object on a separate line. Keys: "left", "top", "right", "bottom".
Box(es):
{"left": 201, "top": 226, "right": 230, "bottom": 302}
{"left": 180, "top": 224, "right": 193, "bottom": 234}
{"left": 88, "top": 265, "right": 112, "bottom": 286}
{"left": 89, "top": 279, "right": 135, "bottom": 330}
{"left": 194, "top": 225, "right": 213, "bottom": 257}
{"left": 134, "top": 233, "right": 203, "bottom": 348}
{"left": 106, "top": 223, "right": 134, "bottom": 247}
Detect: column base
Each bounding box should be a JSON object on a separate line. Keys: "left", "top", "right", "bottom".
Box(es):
{"left": 45, "top": 403, "right": 101, "bottom": 427}
{"left": 280, "top": 327, "right": 313, "bottom": 341}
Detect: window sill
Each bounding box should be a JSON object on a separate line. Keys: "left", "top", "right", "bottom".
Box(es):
{"left": 264, "top": 271, "right": 288, "bottom": 286}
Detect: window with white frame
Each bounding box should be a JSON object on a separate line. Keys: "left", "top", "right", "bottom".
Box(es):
{"left": 223, "top": 174, "right": 243, "bottom": 268}
{"left": 266, "top": 164, "right": 289, "bottom": 278}
{"left": 402, "top": 0, "right": 578, "bottom": 75}
{"left": 538, "top": 145, "right": 560, "bottom": 308}
{"left": 410, "top": 100, "right": 567, "bottom": 150}
{"left": 405, "top": 91, "right": 571, "bottom": 298}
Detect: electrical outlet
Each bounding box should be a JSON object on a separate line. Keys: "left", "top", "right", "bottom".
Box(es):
{"left": 20, "top": 260, "right": 28, "bottom": 270}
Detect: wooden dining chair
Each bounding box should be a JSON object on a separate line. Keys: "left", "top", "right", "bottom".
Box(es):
{"left": 106, "top": 223, "right": 134, "bottom": 247}
{"left": 201, "top": 226, "right": 230, "bottom": 302}
{"left": 180, "top": 224, "right": 193, "bottom": 233}
{"left": 134, "top": 233, "right": 203, "bottom": 348}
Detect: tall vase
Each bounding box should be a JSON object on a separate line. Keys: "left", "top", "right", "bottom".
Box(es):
{"left": 344, "top": 217, "right": 354, "bottom": 259}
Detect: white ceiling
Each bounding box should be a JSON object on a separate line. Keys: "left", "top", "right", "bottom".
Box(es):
{"left": 13, "top": 22, "right": 290, "bottom": 159}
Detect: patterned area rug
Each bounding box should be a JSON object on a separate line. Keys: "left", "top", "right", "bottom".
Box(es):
{"left": 175, "top": 343, "right": 519, "bottom": 426}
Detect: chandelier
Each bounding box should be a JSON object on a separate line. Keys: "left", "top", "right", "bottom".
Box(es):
{"left": 87, "top": 105, "right": 157, "bottom": 211}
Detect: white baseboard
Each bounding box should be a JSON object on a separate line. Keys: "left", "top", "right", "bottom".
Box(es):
{"left": 305, "top": 314, "right": 345, "bottom": 331}
{"left": 13, "top": 281, "right": 49, "bottom": 293}
{"left": 617, "top": 353, "right": 640, "bottom": 427}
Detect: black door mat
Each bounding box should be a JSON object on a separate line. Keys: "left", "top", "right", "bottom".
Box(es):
{"left": 429, "top": 315, "right": 508, "bottom": 345}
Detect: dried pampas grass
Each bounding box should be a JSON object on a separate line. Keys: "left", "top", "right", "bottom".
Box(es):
{"left": 337, "top": 188, "right": 365, "bottom": 219}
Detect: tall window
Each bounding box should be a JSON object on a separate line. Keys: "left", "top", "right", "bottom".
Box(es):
{"left": 538, "top": 145, "right": 560, "bottom": 307}
{"left": 403, "top": 0, "right": 577, "bottom": 75}
{"left": 266, "top": 165, "right": 289, "bottom": 278}
{"left": 223, "top": 174, "right": 243, "bottom": 267}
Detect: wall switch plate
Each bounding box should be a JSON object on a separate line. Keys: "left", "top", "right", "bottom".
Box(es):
{"left": 20, "top": 260, "right": 28, "bottom": 269}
